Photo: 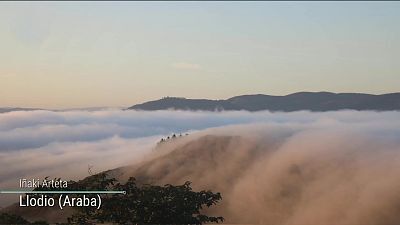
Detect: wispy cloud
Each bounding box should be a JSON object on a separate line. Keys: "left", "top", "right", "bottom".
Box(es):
{"left": 171, "top": 62, "right": 201, "bottom": 70}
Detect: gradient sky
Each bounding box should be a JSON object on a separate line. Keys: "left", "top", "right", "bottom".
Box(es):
{"left": 0, "top": 2, "right": 399, "bottom": 109}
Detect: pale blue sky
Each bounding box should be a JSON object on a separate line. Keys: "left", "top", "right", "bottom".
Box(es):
{"left": 0, "top": 2, "right": 399, "bottom": 108}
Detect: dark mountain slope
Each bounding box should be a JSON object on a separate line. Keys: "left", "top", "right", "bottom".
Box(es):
{"left": 128, "top": 92, "right": 400, "bottom": 111}
{"left": 0, "top": 108, "right": 42, "bottom": 113}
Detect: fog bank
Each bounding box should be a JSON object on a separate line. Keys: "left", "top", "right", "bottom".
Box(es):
{"left": 1, "top": 110, "right": 400, "bottom": 225}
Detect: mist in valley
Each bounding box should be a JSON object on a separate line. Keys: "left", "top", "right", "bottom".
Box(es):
{"left": 1, "top": 110, "right": 400, "bottom": 224}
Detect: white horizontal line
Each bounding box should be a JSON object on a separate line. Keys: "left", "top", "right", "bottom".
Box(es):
{"left": 0, "top": 190, "right": 126, "bottom": 194}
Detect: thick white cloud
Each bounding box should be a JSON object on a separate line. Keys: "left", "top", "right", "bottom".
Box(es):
{"left": 1, "top": 109, "right": 399, "bottom": 151}
{"left": 0, "top": 109, "right": 399, "bottom": 209}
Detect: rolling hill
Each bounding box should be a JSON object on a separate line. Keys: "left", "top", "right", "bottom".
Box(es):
{"left": 128, "top": 92, "right": 400, "bottom": 111}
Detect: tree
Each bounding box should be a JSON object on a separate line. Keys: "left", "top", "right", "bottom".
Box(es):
{"left": 0, "top": 213, "right": 49, "bottom": 225}
{"left": 0, "top": 213, "right": 29, "bottom": 224}
{"left": 67, "top": 175, "right": 224, "bottom": 225}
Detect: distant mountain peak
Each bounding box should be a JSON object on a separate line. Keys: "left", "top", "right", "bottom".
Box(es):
{"left": 128, "top": 92, "right": 400, "bottom": 112}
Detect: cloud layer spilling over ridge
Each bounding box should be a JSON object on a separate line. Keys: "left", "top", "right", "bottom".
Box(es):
{"left": 0, "top": 109, "right": 400, "bottom": 224}
{"left": 119, "top": 112, "right": 400, "bottom": 225}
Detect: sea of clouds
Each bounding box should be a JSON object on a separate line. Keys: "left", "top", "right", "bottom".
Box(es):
{"left": 1, "top": 109, "right": 400, "bottom": 223}
{"left": 124, "top": 114, "right": 400, "bottom": 225}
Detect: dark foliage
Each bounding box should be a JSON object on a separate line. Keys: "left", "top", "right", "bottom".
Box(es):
{"left": 88, "top": 177, "right": 224, "bottom": 224}
{"left": 0, "top": 212, "right": 49, "bottom": 225}
{"left": 0, "top": 212, "right": 29, "bottom": 224}
{"left": 32, "top": 174, "right": 223, "bottom": 224}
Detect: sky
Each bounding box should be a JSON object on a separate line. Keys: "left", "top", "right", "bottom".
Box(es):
{"left": 0, "top": 2, "right": 399, "bottom": 109}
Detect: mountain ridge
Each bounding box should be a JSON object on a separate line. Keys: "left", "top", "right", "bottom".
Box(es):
{"left": 128, "top": 92, "right": 400, "bottom": 111}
